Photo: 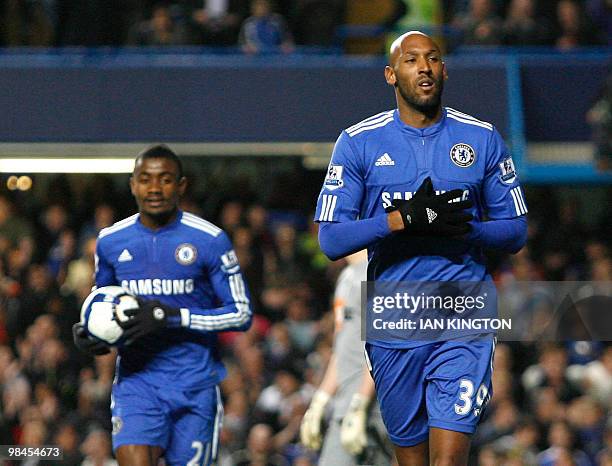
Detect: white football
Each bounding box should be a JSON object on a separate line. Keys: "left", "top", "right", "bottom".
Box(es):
{"left": 80, "top": 286, "right": 139, "bottom": 345}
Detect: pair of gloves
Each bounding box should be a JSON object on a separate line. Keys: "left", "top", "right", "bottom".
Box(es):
{"left": 300, "top": 391, "right": 370, "bottom": 456}
{"left": 387, "top": 177, "right": 473, "bottom": 237}
{"left": 72, "top": 299, "right": 181, "bottom": 356}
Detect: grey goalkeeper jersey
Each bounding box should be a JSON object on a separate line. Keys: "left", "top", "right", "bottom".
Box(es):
{"left": 332, "top": 259, "right": 368, "bottom": 420}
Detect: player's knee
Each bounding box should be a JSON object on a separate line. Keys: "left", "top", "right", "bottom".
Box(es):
{"left": 116, "top": 445, "right": 161, "bottom": 466}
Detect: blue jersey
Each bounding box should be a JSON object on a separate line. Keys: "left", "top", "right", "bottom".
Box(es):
{"left": 315, "top": 107, "right": 527, "bottom": 347}
{"left": 95, "top": 210, "right": 252, "bottom": 389}
{"left": 315, "top": 107, "right": 527, "bottom": 280}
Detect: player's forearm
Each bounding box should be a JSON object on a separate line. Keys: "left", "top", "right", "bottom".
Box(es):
{"left": 356, "top": 367, "right": 376, "bottom": 401}
{"left": 182, "top": 302, "right": 252, "bottom": 332}
{"left": 318, "top": 354, "right": 339, "bottom": 396}
{"left": 318, "top": 215, "right": 390, "bottom": 261}
{"left": 468, "top": 215, "right": 527, "bottom": 253}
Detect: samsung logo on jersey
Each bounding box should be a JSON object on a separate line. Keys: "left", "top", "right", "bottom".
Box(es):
{"left": 382, "top": 190, "right": 469, "bottom": 209}
{"left": 120, "top": 278, "right": 195, "bottom": 296}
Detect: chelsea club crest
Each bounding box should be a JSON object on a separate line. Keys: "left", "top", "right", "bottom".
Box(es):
{"left": 175, "top": 243, "right": 197, "bottom": 265}
{"left": 450, "top": 143, "right": 476, "bottom": 167}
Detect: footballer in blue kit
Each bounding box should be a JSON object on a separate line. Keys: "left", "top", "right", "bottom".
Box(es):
{"left": 314, "top": 32, "right": 527, "bottom": 465}
{"left": 73, "top": 145, "right": 252, "bottom": 466}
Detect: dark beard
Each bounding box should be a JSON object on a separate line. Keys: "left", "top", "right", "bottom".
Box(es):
{"left": 397, "top": 78, "right": 444, "bottom": 117}
{"left": 143, "top": 207, "right": 177, "bottom": 227}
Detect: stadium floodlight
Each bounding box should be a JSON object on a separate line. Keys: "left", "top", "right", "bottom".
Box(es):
{"left": 0, "top": 158, "right": 134, "bottom": 173}
{"left": 0, "top": 142, "right": 336, "bottom": 173}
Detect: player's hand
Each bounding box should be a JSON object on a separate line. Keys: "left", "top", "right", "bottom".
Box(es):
{"left": 300, "top": 390, "right": 330, "bottom": 451}
{"left": 118, "top": 299, "right": 182, "bottom": 344}
{"left": 341, "top": 393, "right": 369, "bottom": 455}
{"left": 72, "top": 322, "right": 111, "bottom": 356}
{"left": 386, "top": 177, "right": 473, "bottom": 236}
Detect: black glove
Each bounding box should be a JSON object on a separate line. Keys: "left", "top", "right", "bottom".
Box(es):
{"left": 72, "top": 322, "right": 111, "bottom": 356}
{"left": 118, "top": 299, "right": 182, "bottom": 345}
{"left": 386, "top": 177, "right": 473, "bottom": 236}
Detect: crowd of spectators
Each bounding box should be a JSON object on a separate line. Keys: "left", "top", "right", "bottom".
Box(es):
{"left": 448, "top": 0, "right": 608, "bottom": 49}
{"left": 0, "top": 0, "right": 609, "bottom": 51}
{"left": 0, "top": 171, "right": 609, "bottom": 465}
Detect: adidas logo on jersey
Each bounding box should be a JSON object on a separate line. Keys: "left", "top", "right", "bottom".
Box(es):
{"left": 117, "top": 249, "right": 133, "bottom": 262}
{"left": 375, "top": 153, "right": 395, "bottom": 166}
{"left": 426, "top": 208, "right": 437, "bottom": 224}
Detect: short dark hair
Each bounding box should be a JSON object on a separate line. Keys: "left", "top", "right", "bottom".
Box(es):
{"left": 135, "top": 144, "right": 183, "bottom": 178}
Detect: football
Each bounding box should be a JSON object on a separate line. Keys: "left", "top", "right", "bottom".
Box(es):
{"left": 80, "top": 286, "right": 139, "bottom": 345}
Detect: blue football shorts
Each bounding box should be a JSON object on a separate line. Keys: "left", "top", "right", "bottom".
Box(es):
{"left": 365, "top": 337, "right": 495, "bottom": 447}
{"left": 111, "top": 376, "right": 223, "bottom": 466}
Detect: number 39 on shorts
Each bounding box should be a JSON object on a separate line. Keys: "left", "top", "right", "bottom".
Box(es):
{"left": 454, "top": 379, "right": 489, "bottom": 417}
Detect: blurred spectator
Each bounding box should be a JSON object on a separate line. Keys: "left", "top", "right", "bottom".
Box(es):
{"left": 537, "top": 420, "right": 591, "bottom": 466}
{"left": 220, "top": 200, "right": 243, "bottom": 237}
{"left": 264, "top": 323, "right": 294, "bottom": 370}
{"left": 37, "top": 204, "right": 70, "bottom": 262}
{"left": 190, "top": 0, "right": 249, "bottom": 45}
{"left": 586, "top": 0, "right": 612, "bottom": 45}
{"left": 33, "top": 383, "right": 60, "bottom": 424}
{"left": 128, "top": 3, "right": 190, "bottom": 45}
{"left": 533, "top": 387, "right": 565, "bottom": 434}
{"left": 452, "top": 0, "right": 503, "bottom": 46}
{"left": 3, "top": 0, "right": 55, "bottom": 45}
{"left": 284, "top": 298, "right": 317, "bottom": 355}
{"left": 566, "top": 396, "right": 606, "bottom": 461}
{"left": 266, "top": 223, "right": 308, "bottom": 288}
{"left": 220, "top": 389, "right": 250, "bottom": 452}
{"left": 239, "top": 0, "right": 294, "bottom": 54}
{"left": 62, "top": 237, "right": 97, "bottom": 303}
{"left": 522, "top": 344, "right": 583, "bottom": 404}
{"left": 502, "top": 0, "right": 551, "bottom": 46}
{"left": 14, "top": 265, "right": 57, "bottom": 336}
{"left": 472, "top": 399, "right": 519, "bottom": 446}
{"left": 19, "top": 419, "right": 47, "bottom": 455}
{"left": 27, "top": 337, "right": 79, "bottom": 409}
{"left": 77, "top": 353, "right": 115, "bottom": 416}
{"left": 254, "top": 368, "right": 308, "bottom": 430}
{"left": 224, "top": 423, "right": 289, "bottom": 466}
{"left": 493, "top": 417, "right": 541, "bottom": 465}
{"left": 80, "top": 428, "right": 117, "bottom": 466}
{"left": 246, "top": 204, "right": 273, "bottom": 248}
{"left": 554, "top": 0, "right": 603, "bottom": 50}
{"left": 53, "top": 422, "right": 83, "bottom": 465}
{"left": 567, "top": 346, "right": 612, "bottom": 409}
{"left": 3, "top": 372, "right": 32, "bottom": 429}
{"left": 77, "top": 204, "right": 115, "bottom": 248}
{"left": 47, "top": 229, "right": 77, "bottom": 285}
{"left": 477, "top": 445, "right": 501, "bottom": 466}
{"left": 0, "top": 195, "right": 34, "bottom": 258}
{"left": 587, "top": 73, "right": 612, "bottom": 171}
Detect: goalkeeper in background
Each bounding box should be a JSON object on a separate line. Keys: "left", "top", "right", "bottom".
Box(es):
{"left": 300, "top": 250, "right": 392, "bottom": 466}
